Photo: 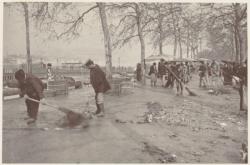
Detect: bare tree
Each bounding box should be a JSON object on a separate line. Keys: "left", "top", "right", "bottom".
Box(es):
{"left": 98, "top": 3, "right": 112, "bottom": 80}
{"left": 205, "top": 3, "right": 247, "bottom": 63}
{"left": 110, "top": 3, "right": 152, "bottom": 84}
{"left": 21, "top": 2, "right": 32, "bottom": 73}
{"left": 33, "top": 2, "right": 113, "bottom": 79}
{"left": 5, "top": 2, "right": 33, "bottom": 73}
{"left": 145, "top": 3, "right": 171, "bottom": 55}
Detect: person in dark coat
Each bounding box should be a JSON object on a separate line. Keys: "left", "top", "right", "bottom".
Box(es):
{"left": 165, "top": 62, "right": 175, "bottom": 88}
{"left": 158, "top": 59, "right": 166, "bottom": 87}
{"left": 198, "top": 61, "right": 207, "bottom": 87}
{"left": 85, "top": 59, "right": 111, "bottom": 117}
{"left": 174, "top": 63, "right": 183, "bottom": 95}
{"left": 15, "top": 69, "right": 45, "bottom": 124}
{"left": 148, "top": 62, "right": 157, "bottom": 87}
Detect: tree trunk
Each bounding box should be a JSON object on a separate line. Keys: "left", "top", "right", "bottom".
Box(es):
{"left": 230, "top": 33, "right": 235, "bottom": 61}
{"left": 97, "top": 3, "right": 112, "bottom": 80}
{"left": 186, "top": 27, "right": 190, "bottom": 58}
{"left": 135, "top": 4, "right": 145, "bottom": 84}
{"left": 171, "top": 4, "right": 177, "bottom": 59}
{"left": 234, "top": 25, "right": 240, "bottom": 63}
{"left": 178, "top": 28, "right": 182, "bottom": 59}
{"left": 158, "top": 15, "right": 163, "bottom": 55}
{"left": 174, "top": 37, "right": 177, "bottom": 59}
{"left": 238, "top": 29, "right": 244, "bottom": 63}
{"left": 233, "top": 3, "right": 243, "bottom": 63}
{"left": 22, "top": 2, "right": 32, "bottom": 73}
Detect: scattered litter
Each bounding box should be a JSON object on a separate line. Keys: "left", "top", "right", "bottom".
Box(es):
{"left": 220, "top": 123, "right": 227, "bottom": 127}
{"left": 55, "top": 127, "right": 63, "bottom": 131}
{"left": 142, "top": 142, "right": 177, "bottom": 163}
{"left": 237, "top": 121, "right": 243, "bottom": 125}
{"left": 115, "top": 119, "right": 127, "bottom": 124}
{"left": 146, "top": 114, "right": 153, "bottom": 123}
{"left": 218, "top": 135, "right": 230, "bottom": 139}
{"left": 215, "top": 122, "right": 227, "bottom": 128}
{"left": 137, "top": 121, "right": 147, "bottom": 124}
{"left": 192, "top": 127, "right": 200, "bottom": 132}
{"left": 159, "top": 154, "right": 177, "bottom": 163}
{"left": 169, "top": 133, "right": 177, "bottom": 138}
{"left": 207, "top": 140, "right": 217, "bottom": 145}
{"left": 42, "top": 127, "right": 49, "bottom": 131}
{"left": 192, "top": 151, "right": 205, "bottom": 156}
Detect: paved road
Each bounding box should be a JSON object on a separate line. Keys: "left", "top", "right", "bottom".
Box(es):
{"left": 2, "top": 78, "right": 248, "bottom": 163}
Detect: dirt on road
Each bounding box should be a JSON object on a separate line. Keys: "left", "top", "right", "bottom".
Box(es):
{"left": 2, "top": 77, "right": 248, "bottom": 163}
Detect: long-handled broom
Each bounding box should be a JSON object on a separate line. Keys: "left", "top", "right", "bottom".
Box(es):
{"left": 166, "top": 66, "right": 197, "bottom": 96}
{"left": 26, "top": 96, "right": 87, "bottom": 127}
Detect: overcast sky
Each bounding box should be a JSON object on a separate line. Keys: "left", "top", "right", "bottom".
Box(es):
{"left": 3, "top": 3, "right": 179, "bottom": 67}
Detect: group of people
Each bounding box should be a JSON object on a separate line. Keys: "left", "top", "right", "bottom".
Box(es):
{"left": 15, "top": 59, "right": 110, "bottom": 125}
{"left": 198, "top": 60, "right": 247, "bottom": 86}
{"left": 198, "top": 60, "right": 222, "bottom": 91}
{"left": 14, "top": 58, "right": 247, "bottom": 125}
{"left": 148, "top": 59, "right": 194, "bottom": 95}
{"left": 138, "top": 58, "right": 247, "bottom": 111}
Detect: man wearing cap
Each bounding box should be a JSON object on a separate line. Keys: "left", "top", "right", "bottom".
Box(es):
{"left": 15, "top": 69, "right": 45, "bottom": 124}
{"left": 85, "top": 59, "right": 111, "bottom": 117}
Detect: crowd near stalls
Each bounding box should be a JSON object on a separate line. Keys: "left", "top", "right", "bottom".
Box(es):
{"left": 135, "top": 58, "right": 247, "bottom": 111}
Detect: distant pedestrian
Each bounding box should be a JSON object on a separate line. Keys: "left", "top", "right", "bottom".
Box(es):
{"left": 222, "top": 63, "right": 233, "bottom": 85}
{"left": 210, "top": 60, "right": 221, "bottom": 92}
{"left": 136, "top": 63, "right": 142, "bottom": 82}
{"left": 184, "top": 62, "right": 190, "bottom": 83}
{"left": 158, "top": 59, "right": 166, "bottom": 87}
{"left": 85, "top": 59, "right": 111, "bottom": 117}
{"left": 206, "top": 62, "right": 211, "bottom": 88}
{"left": 149, "top": 62, "right": 157, "bottom": 87}
{"left": 175, "top": 63, "right": 183, "bottom": 95}
{"left": 165, "top": 62, "right": 175, "bottom": 88}
{"left": 198, "top": 61, "right": 207, "bottom": 87}
{"left": 15, "top": 69, "right": 45, "bottom": 124}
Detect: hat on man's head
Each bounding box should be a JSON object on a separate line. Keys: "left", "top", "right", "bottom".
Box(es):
{"left": 15, "top": 69, "right": 25, "bottom": 81}
{"left": 85, "top": 59, "right": 94, "bottom": 67}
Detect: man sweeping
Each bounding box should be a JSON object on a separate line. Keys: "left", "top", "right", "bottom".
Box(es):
{"left": 85, "top": 59, "right": 111, "bottom": 117}
{"left": 15, "top": 69, "right": 45, "bottom": 124}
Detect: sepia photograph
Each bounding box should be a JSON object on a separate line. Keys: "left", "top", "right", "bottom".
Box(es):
{"left": 2, "top": 1, "right": 248, "bottom": 163}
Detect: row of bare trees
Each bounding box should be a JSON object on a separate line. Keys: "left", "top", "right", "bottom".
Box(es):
{"left": 6, "top": 2, "right": 247, "bottom": 83}
{"left": 204, "top": 3, "right": 247, "bottom": 63}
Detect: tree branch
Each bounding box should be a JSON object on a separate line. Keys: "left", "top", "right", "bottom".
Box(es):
{"left": 56, "top": 4, "right": 98, "bottom": 38}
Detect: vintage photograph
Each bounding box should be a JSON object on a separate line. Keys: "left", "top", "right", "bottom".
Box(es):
{"left": 2, "top": 1, "right": 248, "bottom": 163}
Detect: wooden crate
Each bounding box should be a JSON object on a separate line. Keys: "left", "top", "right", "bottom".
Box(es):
{"left": 47, "top": 80, "right": 68, "bottom": 95}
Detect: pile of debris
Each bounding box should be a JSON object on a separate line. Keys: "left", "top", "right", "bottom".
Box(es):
{"left": 144, "top": 102, "right": 167, "bottom": 123}
{"left": 143, "top": 101, "right": 195, "bottom": 126}
{"left": 55, "top": 111, "right": 93, "bottom": 128}
{"left": 143, "top": 101, "right": 215, "bottom": 131}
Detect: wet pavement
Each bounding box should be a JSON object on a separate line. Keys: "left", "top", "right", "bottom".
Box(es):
{"left": 2, "top": 76, "right": 248, "bottom": 163}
